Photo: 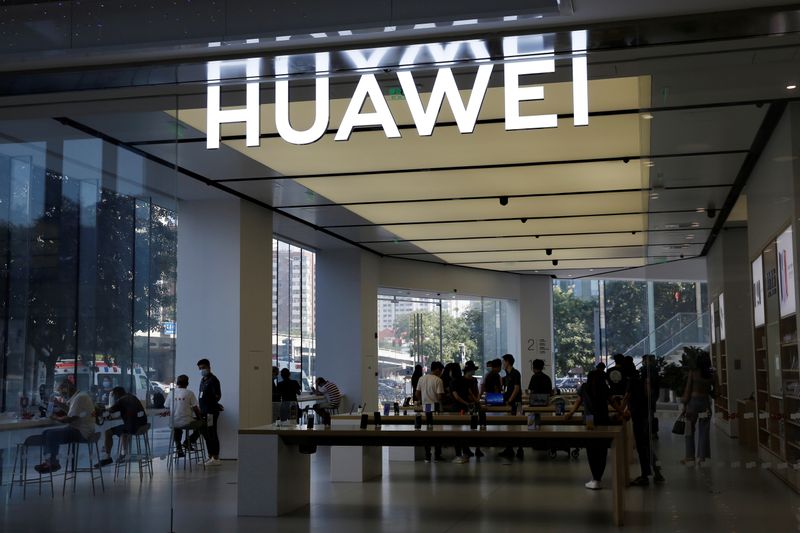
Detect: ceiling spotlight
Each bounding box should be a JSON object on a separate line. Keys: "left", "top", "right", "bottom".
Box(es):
{"left": 707, "top": 207, "right": 717, "bottom": 219}
{"left": 622, "top": 158, "right": 630, "bottom": 164}
{"left": 788, "top": 85, "right": 797, "bottom": 90}
{"left": 631, "top": 231, "right": 637, "bottom": 235}
{"left": 521, "top": 218, "right": 528, "bottom": 223}
{"left": 552, "top": 259, "right": 559, "bottom": 266}
{"left": 499, "top": 196, "right": 509, "bottom": 206}
{"left": 546, "top": 248, "right": 553, "bottom": 256}
{"left": 534, "top": 235, "right": 540, "bottom": 239}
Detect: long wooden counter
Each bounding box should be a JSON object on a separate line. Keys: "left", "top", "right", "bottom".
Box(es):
{"left": 238, "top": 423, "right": 626, "bottom": 526}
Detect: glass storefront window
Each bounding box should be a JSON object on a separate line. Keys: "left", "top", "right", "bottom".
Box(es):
{"left": 272, "top": 237, "right": 316, "bottom": 390}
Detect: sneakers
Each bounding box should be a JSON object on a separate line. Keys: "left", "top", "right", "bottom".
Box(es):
{"left": 93, "top": 458, "right": 113, "bottom": 468}
{"left": 630, "top": 476, "right": 650, "bottom": 487}
{"left": 34, "top": 462, "right": 60, "bottom": 474}
{"left": 584, "top": 480, "right": 601, "bottom": 490}
{"left": 463, "top": 449, "right": 475, "bottom": 459}
{"left": 452, "top": 456, "right": 469, "bottom": 464}
{"left": 204, "top": 458, "right": 222, "bottom": 466}
{"left": 424, "top": 456, "right": 432, "bottom": 463}
{"left": 654, "top": 470, "right": 665, "bottom": 484}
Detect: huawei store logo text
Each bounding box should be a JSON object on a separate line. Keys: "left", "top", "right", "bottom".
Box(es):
{"left": 205, "top": 31, "right": 589, "bottom": 149}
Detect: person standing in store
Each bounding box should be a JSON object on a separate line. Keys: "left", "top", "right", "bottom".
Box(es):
{"left": 641, "top": 354, "right": 661, "bottom": 439}
{"left": 197, "top": 358, "right": 223, "bottom": 466}
{"left": 452, "top": 361, "right": 481, "bottom": 463}
{"left": 415, "top": 361, "right": 445, "bottom": 462}
{"left": 499, "top": 353, "right": 524, "bottom": 461}
{"left": 411, "top": 364, "right": 423, "bottom": 400}
{"left": 481, "top": 358, "right": 503, "bottom": 396}
{"left": 621, "top": 358, "right": 664, "bottom": 486}
{"left": 681, "top": 352, "right": 716, "bottom": 466}
{"left": 527, "top": 358, "right": 554, "bottom": 397}
{"left": 565, "top": 369, "right": 619, "bottom": 489}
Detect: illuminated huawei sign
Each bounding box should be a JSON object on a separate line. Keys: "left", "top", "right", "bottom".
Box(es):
{"left": 206, "top": 31, "right": 589, "bottom": 149}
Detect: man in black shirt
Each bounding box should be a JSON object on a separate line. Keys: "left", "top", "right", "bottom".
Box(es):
{"left": 481, "top": 359, "right": 502, "bottom": 396}
{"left": 500, "top": 354, "right": 524, "bottom": 460}
{"left": 96, "top": 387, "right": 147, "bottom": 467}
{"left": 527, "top": 358, "right": 553, "bottom": 399}
{"left": 198, "top": 358, "right": 223, "bottom": 466}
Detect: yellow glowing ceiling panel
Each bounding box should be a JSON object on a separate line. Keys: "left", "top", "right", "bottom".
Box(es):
{"left": 383, "top": 232, "right": 647, "bottom": 253}
{"left": 465, "top": 257, "right": 647, "bottom": 272}
{"left": 340, "top": 190, "right": 645, "bottom": 226}
{"left": 172, "top": 74, "right": 652, "bottom": 275}
{"left": 435, "top": 247, "right": 648, "bottom": 263}
{"left": 356, "top": 214, "right": 649, "bottom": 241}
{"left": 295, "top": 161, "right": 642, "bottom": 203}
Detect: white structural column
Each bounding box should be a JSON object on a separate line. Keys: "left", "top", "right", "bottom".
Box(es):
{"left": 518, "top": 276, "right": 555, "bottom": 386}
{"left": 316, "top": 248, "right": 379, "bottom": 411}
{"left": 176, "top": 198, "right": 273, "bottom": 459}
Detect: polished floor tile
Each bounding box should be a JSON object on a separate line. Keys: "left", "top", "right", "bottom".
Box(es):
{"left": 1, "top": 412, "right": 798, "bottom": 533}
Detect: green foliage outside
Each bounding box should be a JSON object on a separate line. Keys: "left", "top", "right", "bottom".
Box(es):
{"left": 386, "top": 307, "right": 482, "bottom": 365}
{"left": 552, "top": 285, "right": 596, "bottom": 377}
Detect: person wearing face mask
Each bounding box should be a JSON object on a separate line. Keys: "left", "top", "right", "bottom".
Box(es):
{"left": 97, "top": 377, "right": 114, "bottom": 406}
{"left": 197, "top": 358, "right": 223, "bottom": 466}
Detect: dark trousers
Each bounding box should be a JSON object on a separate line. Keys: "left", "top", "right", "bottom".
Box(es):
{"left": 202, "top": 412, "right": 220, "bottom": 457}
{"left": 43, "top": 426, "right": 83, "bottom": 464}
{"left": 174, "top": 420, "right": 204, "bottom": 449}
{"left": 424, "top": 445, "right": 442, "bottom": 459}
{"left": 632, "top": 415, "right": 656, "bottom": 477}
{"left": 586, "top": 443, "right": 608, "bottom": 481}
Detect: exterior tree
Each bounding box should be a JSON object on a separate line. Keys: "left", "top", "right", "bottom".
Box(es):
{"left": 552, "top": 285, "right": 596, "bottom": 377}
{"left": 604, "top": 281, "right": 647, "bottom": 355}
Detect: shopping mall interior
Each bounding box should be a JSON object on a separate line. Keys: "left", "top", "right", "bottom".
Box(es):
{"left": 0, "top": 1, "right": 799, "bottom": 531}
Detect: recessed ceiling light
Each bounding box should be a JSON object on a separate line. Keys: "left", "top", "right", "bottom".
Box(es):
{"left": 685, "top": 234, "right": 695, "bottom": 240}
{"left": 787, "top": 85, "right": 797, "bottom": 90}
{"left": 641, "top": 113, "right": 654, "bottom": 119}
{"left": 645, "top": 161, "right": 655, "bottom": 167}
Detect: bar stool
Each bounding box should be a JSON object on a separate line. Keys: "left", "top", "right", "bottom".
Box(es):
{"left": 10, "top": 434, "right": 54, "bottom": 499}
{"left": 167, "top": 429, "right": 206, "bottom": 473}
{"left": 62, "top": 432, "right": 104, "bottom": 496}
{"left": 114, "top": 423, "right": 153, "bottom": 481}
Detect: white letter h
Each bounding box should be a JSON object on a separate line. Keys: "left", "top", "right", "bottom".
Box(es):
{"left": 206, "top": 58, "right": 261, "bottom": 149}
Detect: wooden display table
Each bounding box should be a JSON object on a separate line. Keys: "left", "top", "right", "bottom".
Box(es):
{"left": 238, "top": 423, "right": 627, "bottom": 526}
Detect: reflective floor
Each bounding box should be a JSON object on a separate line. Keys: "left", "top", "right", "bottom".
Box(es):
{"left": 1, "top": 412, "right": 798, "bottom": 533}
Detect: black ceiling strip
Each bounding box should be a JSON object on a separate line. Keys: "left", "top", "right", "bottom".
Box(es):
{"left": 456, "top": 254, "right": 698, "bottom": 266}
{"left": 274, "top": 184, "right": 732, "bottom": 209}
{"left": 51, "top": 116, "right": 384, "bottom": 259}
{"left": 217, "top": 149, "right": 748, "bottom": 183}
{"left": 322, "top": 208, "right": 703, "bottom": 229}
{"left": 700, "top": 101, "right": 788, "bottom": 256}
{"left": 388, "top": 243, "right": 699, "bottom": 256}
{"left": 358, "top": 226, "right": 713, "bottom": 244}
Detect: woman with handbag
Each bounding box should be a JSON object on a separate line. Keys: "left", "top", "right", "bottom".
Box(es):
{"left": 680, "top": 353, "right": 716, "bottom": 465}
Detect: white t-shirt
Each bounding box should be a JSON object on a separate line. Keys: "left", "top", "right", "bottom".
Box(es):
{"left": 417, "top": 374, "right": 444, "bottom": 406}
{"left": 67, "top": 391, "right": 96, "bottom": 439}
{"left": 166, "top": 388, "right": 198, "bottom": 428}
